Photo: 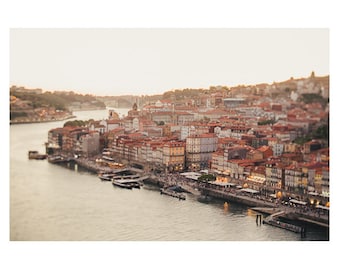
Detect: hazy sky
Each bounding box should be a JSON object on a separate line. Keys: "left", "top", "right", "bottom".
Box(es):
{"left": 10, "top": 28, "right": 328, "bottom": 96}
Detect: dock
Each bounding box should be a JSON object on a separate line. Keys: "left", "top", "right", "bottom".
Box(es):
{"left": 252, "top": 207, "right": 304, "bottom": 234}
{"left": 179, "top": 182, "right": 201, "bottom": 196}
{"left": 263, "top": 217, "right": 303, "bottom": 234}
{"left": 251, "top": 207, "right": 279, "bottom": 215}
{"left": 297, "top": 217, "right": 329, "bottom": 228}
{"left": 160, "top": 188, "right": 186, "bottom": 200}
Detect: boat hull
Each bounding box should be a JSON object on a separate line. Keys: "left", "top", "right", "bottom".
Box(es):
{"left": 112, "top": 181, "right": 134, "bottom": 189}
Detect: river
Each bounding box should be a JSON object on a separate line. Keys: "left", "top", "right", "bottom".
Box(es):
{"left": 9, "top": 108, "right": 329, "bottom": 241}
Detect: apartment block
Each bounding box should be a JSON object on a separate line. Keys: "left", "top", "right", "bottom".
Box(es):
{"left": 186, "top": 133, "right": 218, "bottom": 171}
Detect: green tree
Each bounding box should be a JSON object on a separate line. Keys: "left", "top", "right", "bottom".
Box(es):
{"left": 293, "top": 124, "right": 329, "bottom": 145}
{"left": 313, "top": 124, "right": 329, "bottom": 140}
{"left": 198, "top": 174, "right": 216, "bottom": 182}
{"left": 64, "top": 120, "right": 88, "bottom": 127}
{"left": 258, "top": 119, "right": 276, "bottom": 125}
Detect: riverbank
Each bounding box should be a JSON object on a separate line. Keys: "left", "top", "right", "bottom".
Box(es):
{"left": 145, "top": 174, "right": 277, "bottom": 207}
{"left": 144, "top": 173, "right": 329, "bottom": 229}
{"left": 47, "top": 155, "right": 329, "bottom": 231}
{"left": 10, "top": 114, "right": 76, "bottom": 125}
{"left": 69, "top": 107, "right": 106, "bottom": 111}
{"left": 203, "top": 188, "right": 328, "bottom": 229}
{"left": 11, "top": 108, "right": 330, "bottom": 241}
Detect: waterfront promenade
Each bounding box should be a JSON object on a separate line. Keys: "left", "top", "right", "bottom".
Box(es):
{"left": 48, "top": 155, "right": 329, "bottom": 230}
{"left": 145, "top": 172, "right": 329, "bottom": 228}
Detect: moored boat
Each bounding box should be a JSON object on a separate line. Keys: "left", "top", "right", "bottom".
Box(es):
{"left": 28, "top": 150, "right": 47, "bottom": 160}
{"left": 160, "top": 187, "right": 186, "bottom": 200}
{"left": 98, "top": 173, "right": 115, "bottom": 181}
{"left": 112, "top": 180, "right": 134, "bottom": 189}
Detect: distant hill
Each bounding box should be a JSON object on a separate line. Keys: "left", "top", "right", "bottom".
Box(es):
{"left": 11, "top": 72, "right": 329, "bottom": 110}
{"left": 96, "top": 73, "right": 329, "bottom": 107}
{"left": 10, "top": 86, "right": 106, "bottom": 111}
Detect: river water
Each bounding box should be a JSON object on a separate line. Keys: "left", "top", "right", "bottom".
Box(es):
{"left": 10, "top": 109, "right": 329, "bottom": 241}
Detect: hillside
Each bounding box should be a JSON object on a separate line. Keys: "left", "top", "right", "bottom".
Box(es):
{"left": 10, "top": 86, "right": 106, "bottom": 111}
{"left": 96, "top": 73, "right": 329, "bottom": 108}
{"left": 10, "top": 86, "right": 106, "bottom": 123}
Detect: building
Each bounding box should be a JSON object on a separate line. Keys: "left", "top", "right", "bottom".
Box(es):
{"left": 284, "top": 164, "right": 303, "bottom": 194}
{"left": 122, "top": 116, "right": 135, "bottom": 130}
{"left": 257, "top": 145, "right": 273, "bottom": 159}
{"left": 268, "top": 138, "right": 284, "bottom": 157}
{"left": 186, "top": 133, "right": 218, "bottom": 171}
{"left": 108, "top": 109, "right": 119, "bottom": 120}
{"left": 246, "top": 149, "right": 264, "bottom": 160}
{"left": 89, "top": 121, "right": 106, "bottom": 134}
{"left": 106, "top": 119, "right": 122, "bottom": 131}
{"left": 62, "top": 127, "right": 88, "bottom": 154}
{"left": 224, "top": 146, "right": 250, "bottom": 160}
{"left": 217, "top": 137, "right": 240, "bottom": 150}
{"left": 144, "top": 126, "right": 163, "bottom": 137}
{"left": 303, "top": 140, "right": 323, "bottom": 154}
{"left": 223, "top": 159, "right": 255, "bottom": 181}
{"left": 321, "top": 167, "right": 329, "bottom": 197}
{"left": 151, "top": 112, "right": 173, "bottom": 125}
{"left": 223, "top": 98, "right": 246, "bottom": 109}
{"left": 246, "top": 166, "right": 266, "bottom": 191}
{"left": 265, "top": 161, "right": 284, "bottom": 194}
{"left": 211, "top": 150, "right": 225, "bottom": 173}
{"left": 80, "top": 132, "right": 100, "bottom": 157}
{"left": 176, "top": 112, "right": 195, "bottom": 125}
{"left": 163, "top": 141, "right": 185, "bottom": 172}
{"left": 284, "top": 143, "right": 301, "bottom": 153}
{"left": 47, "top": 127, "right": 65, "bottom": 153}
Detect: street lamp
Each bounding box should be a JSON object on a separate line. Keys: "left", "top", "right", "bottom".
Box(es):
{"left": 276, "top": 191, "right": 282, "bottom": 199}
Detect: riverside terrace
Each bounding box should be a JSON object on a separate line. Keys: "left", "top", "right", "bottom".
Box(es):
{"left": 48, "top": 153, "right": 329, "bottom": 207}
{"left": 49, "top": 154, "right": 329, "bottom": 221}
{"left": 47, "top": 153, "right": 329, "bottom": 231}
{"left": 145, "top": 172, "right": 329, "bottom": 229}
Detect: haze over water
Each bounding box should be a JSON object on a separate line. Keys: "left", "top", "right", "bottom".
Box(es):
{"left": 10, "top": 109, "right": 328, "bottom": 241}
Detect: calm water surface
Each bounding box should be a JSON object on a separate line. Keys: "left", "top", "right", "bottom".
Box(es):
{"left": 10, "top": 109, "right": 328, "bottom": 241}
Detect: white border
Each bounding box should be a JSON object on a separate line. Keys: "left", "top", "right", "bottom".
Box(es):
{"left": 2, "top": 1, "right": 338, "bottom": 270}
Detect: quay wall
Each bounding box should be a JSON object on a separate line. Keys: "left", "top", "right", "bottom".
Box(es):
{"left": 72, "top": 158, "right": 115, "bottom": 174}
{"left": 144, "top": 175, "right": 168, "bottom": 187}
{"left": 204, "top": 188, "right": 277, "bottom": 208}
{"left": 47, "top": 160, "right": 330, "bottom": 229}
{"left": 145, "top": 176, "right": 277, "bottom": 208}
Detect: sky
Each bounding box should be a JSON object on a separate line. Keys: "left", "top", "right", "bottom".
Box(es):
{"left": 10, "top": 28, "right": 329, "bottom": 96}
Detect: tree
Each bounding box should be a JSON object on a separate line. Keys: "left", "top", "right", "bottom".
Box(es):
{"left": 198, "top": 174, "right": 216, "bottom": 182}
{"left": 313, "top": 124, "right": 329, "bottom": 140}
{"left": 293, "top": 124, "right": 329, "bottom": 145}
{"left": 64, "top": 120, "right": 88, "bottom": 127}
{"left": 258, "top": 119, "right": 276, "bottom": 125}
